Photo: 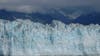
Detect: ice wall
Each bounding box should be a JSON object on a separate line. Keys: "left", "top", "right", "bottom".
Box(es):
{"left": 0, "top": 19, "right": 100, "bottom": 56}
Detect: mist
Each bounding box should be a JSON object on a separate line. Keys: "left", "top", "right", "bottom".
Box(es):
{"left": 0, "top": 0, "right": 100, "bottom": 13}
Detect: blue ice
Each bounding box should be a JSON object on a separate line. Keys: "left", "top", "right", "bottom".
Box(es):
{"left": 0, "top": 19, "right": 100, "bottom": 56}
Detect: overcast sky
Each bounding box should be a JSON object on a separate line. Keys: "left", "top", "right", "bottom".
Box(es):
{"left": 0, "top": 0, "right": 99, "bottom": 13}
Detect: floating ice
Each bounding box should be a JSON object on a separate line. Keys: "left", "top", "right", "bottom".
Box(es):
{"left": 0, "top": 19, "right": 100, "bottom": 56}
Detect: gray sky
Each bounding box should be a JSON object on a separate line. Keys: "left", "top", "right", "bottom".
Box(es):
{"left": 0, "top": 0, "right": 99, "bottom": 13}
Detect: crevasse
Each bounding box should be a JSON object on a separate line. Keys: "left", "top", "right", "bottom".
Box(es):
{"left": 0, "top": 19, "right": 100, "bottom": 56}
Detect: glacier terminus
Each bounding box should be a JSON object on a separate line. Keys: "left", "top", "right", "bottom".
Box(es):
{"left": 0, "top": 19, "right": 100, "bottom": 56}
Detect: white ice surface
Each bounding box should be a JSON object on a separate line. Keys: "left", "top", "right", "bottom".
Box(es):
{"left": 0, "top": 19, "right": 100, "bottom": 56}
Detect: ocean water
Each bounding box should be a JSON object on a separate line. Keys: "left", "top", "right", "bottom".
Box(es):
{"left": 0, "top": 19, "right": 100, "bottom": 56}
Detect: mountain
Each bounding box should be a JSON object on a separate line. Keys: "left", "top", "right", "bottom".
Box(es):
{"left": 74, "top": 12, "right": 100, "bottom": 25}
{"left": 0, "top": 7, "right": 99, "bottom": 25}
{"left": 0, "top": 9, "right": 71, "bottom": 24}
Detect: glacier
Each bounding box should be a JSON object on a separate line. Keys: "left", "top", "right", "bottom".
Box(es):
{"left": 0, "top": 19, "right": 100, "bottom": 56}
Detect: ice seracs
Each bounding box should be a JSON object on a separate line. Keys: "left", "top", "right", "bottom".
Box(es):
{"left": 0, "top": 19, "right": 100, "bottom": 56}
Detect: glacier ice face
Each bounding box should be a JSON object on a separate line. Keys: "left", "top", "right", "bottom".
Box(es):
{"left": 0, "top": 19, "right": 100, "bottom": 56}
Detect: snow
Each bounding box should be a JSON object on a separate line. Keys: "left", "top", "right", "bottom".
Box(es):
{"left": 0, "top": 19, "right": 100, "bottom": 56}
